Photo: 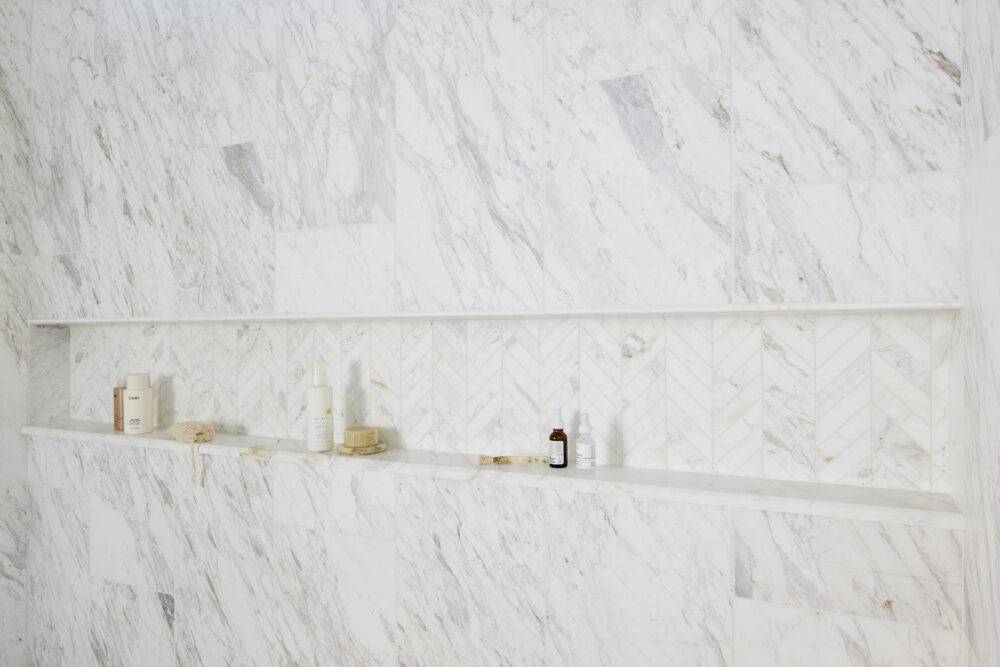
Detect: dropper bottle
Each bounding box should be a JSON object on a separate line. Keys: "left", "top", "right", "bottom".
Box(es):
{"left": 548, "top": 411, "right": 568, "bottom": 469}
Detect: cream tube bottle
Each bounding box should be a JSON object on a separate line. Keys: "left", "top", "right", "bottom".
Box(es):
{"left": 123, "top": 373, "right": 155, "bottom": 435}
{"left": 306, "top": 360, "right": 334, "bottom": 452}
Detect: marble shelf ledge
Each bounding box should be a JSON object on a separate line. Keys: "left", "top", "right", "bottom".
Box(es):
{"left": 23, "top": 420, "right": 963, "bottom": 529}
{"left": 27, "top": 301, "right": 962, "bottom": 327}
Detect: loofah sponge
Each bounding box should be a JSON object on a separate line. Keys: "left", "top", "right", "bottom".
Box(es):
{"left": 167, "top": 421, "right": 216, "bottom": 444}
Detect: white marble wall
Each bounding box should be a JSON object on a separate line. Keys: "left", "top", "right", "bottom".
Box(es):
{"left": 41, "top": 310, "right": 956, "bottom": 492}
{"left": 25, "top": 434, "right": 967, "bottom": 665}
{"left": 23, "top": 0, "right": 962, "bottom": 321}
{"left": 0, "top": 0, "right": 34, "bottom": 661}
{"left": 959, "top": 0, "right": 1000, "bottom": 657}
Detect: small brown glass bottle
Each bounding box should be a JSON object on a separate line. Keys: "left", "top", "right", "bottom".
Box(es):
{"left": 548, "top": 411, "right": 568, "bottom": 468}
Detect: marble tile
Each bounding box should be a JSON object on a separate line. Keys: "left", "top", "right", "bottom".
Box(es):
{"left": 962, "top": 0, "right": 1000, "bottom": 157}
{"left": 960, "top": 113, "right": 1000, "bottom": 664}
{"left": 28, "top": 326, "right": 70, "bottom": 425}
{"left": 621, "top": 318, "right": 666, "bottom": 469}
{"left": 275, "top": 225, "right": 397, "bottom": 315}
{"left": 399, "top": 321, "right": 433, "bottom": 450}
{"left": 733, "top": 0, "right": 961, "bottom": 187}
{"left": 762, "top": 316, "right": 816, "bottom": 481}
{"left": 735, "top": 172, "right": 961, "bottom": 303}
{"left": 270, "top": 461, "right": 395, "bottom": 539}
{"left": 164, "top": 145, "right": 276, "bottom": 317}
{"left": 930, "top": 314, "right": 955, "bottom": 493}
{"left": 212, "top": 322, "right": 287, "bottom": 438}
{"left": 0, "top": 337, "right": 27, "bottom": 489}
{"left": 395, "top": 476, "right": 545, "bottom": 664}
{"left": 0, "top": 584, "right": 26, "bottom": 664}
{"left": 666, "top": 317, "right": 714, "bottom": 472}
{"left": 735, "top": 509, "right": 963, "bottom": 630}
{"left": 545, "top": 63, "right": 732, "bottom": 308}
{"left": 540, "top": 318, "right": 580, "bottom": 449}
{"left": 501, "top": 319, "right": 542, "bottom": 456}
{"left": 815, "top": 315, "right": 872, "bottom": 486}
{"left": 872, "top": 314, "right": 932, "bottom": 490}
{"left": 713, "top": 316, "right": 762, "bottom": 476}
{"left": 734, "top": 598, "right": 967, "bottom": 666}
{"left": 431, "top": 320, "right": 466, "bottom": 452}
{"left": 0, "top": 0, "right": 34, "bottom": 258}
{"left": 93, "top": 0, "right": 199, "bottom": 82}
{"left": 466, "top": 320, "right": 502, "bottom": 455}
{"left": 29, "top": 254, "right": 140, "bottom": 320}
{"left": 170, "top": 324, "right": 213, "bottom": 424}
{"left": 29, "top": 0, "right": 96, "bottom": 257}
{"left": 545, "top": 490, "right": 732, "bottom": 664}
{"left": 394, "top": 0, "right": 544, "bottom": 311}
{"left": 0, "top": 486, "right": 27, "bottom": 596}
{"left": 370, "top": 321, "right": 403, "bottom": 449}
{"left": 544, "top": 0, "right": 728, "bottom": 86}
{"left": 275, "top": 0, "right": 394, "bottom": 229}
{"left": 579, "top": 318, "right": 622, "bottom": 466}
{"left": 89, "top": 582, "right": 179, "bottom": 666}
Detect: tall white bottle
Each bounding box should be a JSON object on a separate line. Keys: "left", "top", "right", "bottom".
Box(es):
{"left": 306, "top": 360, "right": 334, "bottom": 452}
{"left": 123, "top": 373, "right": 155, "bottom": 435}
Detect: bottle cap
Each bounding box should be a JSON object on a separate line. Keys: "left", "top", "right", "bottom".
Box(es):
{"left": 126, "top": 373, "right": 150, "bottom": 390}
{"left": 312, "top": 360, "right": 327, "bottom": 386}
{"left": 579, "top": 412, "right": 591, "bottom": 434}
{"left": 553, "top": 409, "right": 564, "bottom": 429}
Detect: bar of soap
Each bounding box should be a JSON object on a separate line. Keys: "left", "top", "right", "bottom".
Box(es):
{"left": 167, "top": 421, "right": 216, "bottom": 444}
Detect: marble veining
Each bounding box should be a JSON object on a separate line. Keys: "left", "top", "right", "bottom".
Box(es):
{"left": 41, "top": 310, "right": 957, "bottom": 492}
{"left": 23, "top": 431, "right": 968, "bottom": 665}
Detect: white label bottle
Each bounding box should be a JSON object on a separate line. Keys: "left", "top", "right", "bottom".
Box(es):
{"left": 123, "top": 373, "right": 155, "bottom": 435}
{"left": 306, "top": 360, "right": 334, "bottom": 452}
{"left": 576, "top": 412, "right": 596, "bottom": 469}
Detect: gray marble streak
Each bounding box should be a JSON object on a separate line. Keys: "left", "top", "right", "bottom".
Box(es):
{"left": 545, "top": 63, "right": 732, "bottom": 308}
{"left": 959, "top": 129, "right": 1000, "bottom": 663}
{"left": 275, "top": 0, "right": 394, "bottom": 230}
{"left": 23, "top": 431, "right": 972, "bottom": 665}
{"left": 733, "top": 0, "right": 961, "bottom": 187}
{"left": 962, "top": 0, "right": 1000, "bottom": 157}
{"left": 544, "top": 0, "right": 729, "bottom": 85}
{"left": 395, "top": 475, "right": 546, "bottom": 664}
{"left": 735, "top": 172, "right": 961, "bottom": 303}
{"left": 28, "top": 325, "right": 70, "bottom": 425}
{"left": 0, "top": 0, "right": 34, "bottom": 258}
{"left": 394, "top": 0, "right": 545, "bottom": 311}
{"left": 545, "top": 489, "right": 733, "bottom": 664}
{"left": 734, "top": 598, "right": 967, "bottom": 666}
{"left": 735, "top": 509, "right": 963, "bottom": 631}
{"left": 28, "top": 0, "right": 96, "bottom": 257}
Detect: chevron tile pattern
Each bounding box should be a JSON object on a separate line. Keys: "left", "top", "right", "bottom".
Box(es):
{"left": 341, "top": 322, "right": 370, "bottom": 430}
{"left": 432, "top": 320, "right": 467, "bottom": 451}
{"left": 930, "top": 313, "right": 954, "bottom": 492}
{"left": 815, "top": 316, "right": 872, "bottom": 486}
{"left": 712, "top": 317, "right": 762, "bottom": 476}
{"left": 173, "top": 324, "right": 213, "bottom": 424}
{"left": 400, "top": 321, "right": 434, "bottom": 451}
{"left": 63, "top": 312, "right": 953, "bottom": 491}
{"left": 467, "top": 320, "right": 502, "bottom": 455}
{"left": 370, "top": 321, "right": 402, "bottom": 449}
{"left": 580, "top": 318, "right": 622, "bottom": 466}
{"left": 665, "top": 318, "right": 713, "bottom": 472}
{"left": 762, "top": 317, "right": 815, "bottom": 480}
{"left": 871, "top": 313, "right": 931, "bottom": 490}
{"left": 622, "top": 318, "right": 666, "bottom": 469}
{"left": 501, "top": 319, "right": 541, "bottom": 456}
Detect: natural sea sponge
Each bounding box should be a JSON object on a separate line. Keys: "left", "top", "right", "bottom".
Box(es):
{"left": 167, "top": 421, "right": 216, "bottom": 444}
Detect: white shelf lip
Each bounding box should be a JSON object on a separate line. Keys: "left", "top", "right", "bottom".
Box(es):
{"left": 28, "top": 301, "right": 963, "bottom": 326}
{"left": 24, "top": 420, "right": 963, "bottom": 529}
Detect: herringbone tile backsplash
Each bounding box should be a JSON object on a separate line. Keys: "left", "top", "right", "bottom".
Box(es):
{"left": 59, "top": 312, "right": 955, "bottom": 492}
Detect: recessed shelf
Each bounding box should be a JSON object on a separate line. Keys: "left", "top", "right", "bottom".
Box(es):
{"left": 23, "top": 420, "right": 963, "bottom": 529}
{"left": 27, "top": 301, "right": 963, "bottom": 327}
